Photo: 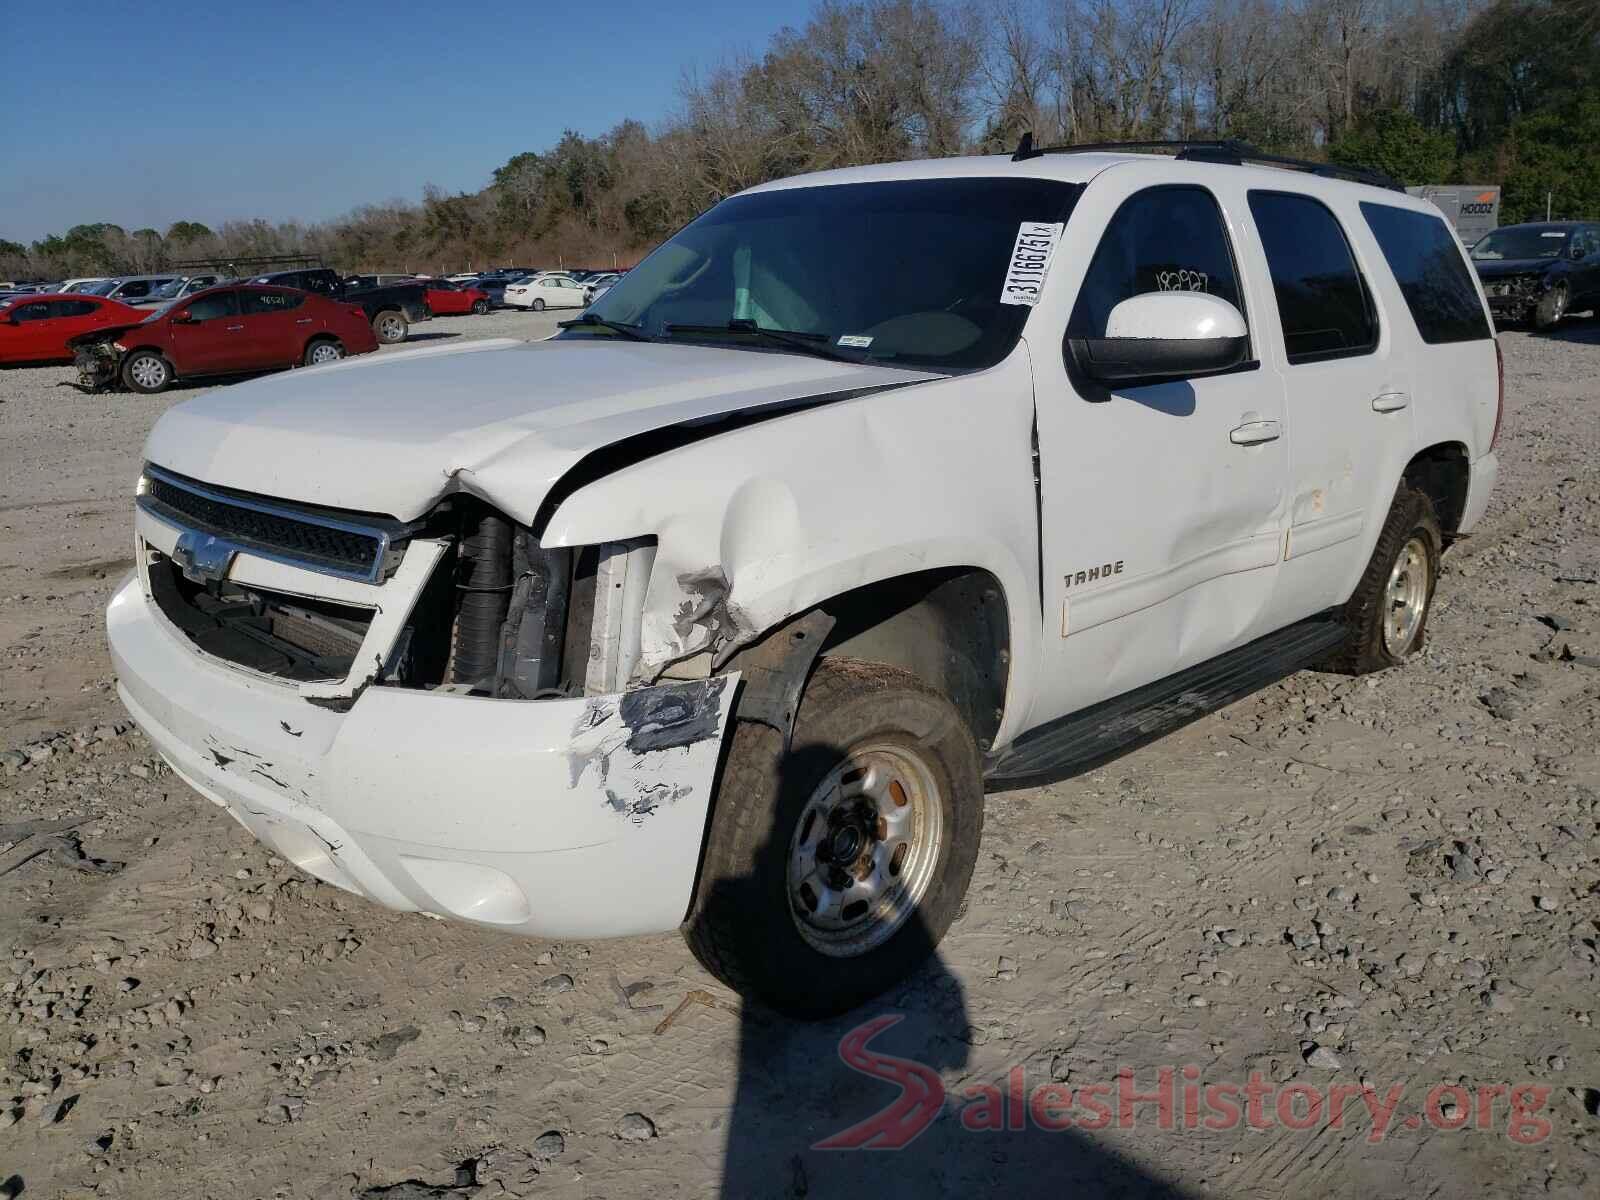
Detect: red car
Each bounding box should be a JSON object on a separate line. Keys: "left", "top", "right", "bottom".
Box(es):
{"left": 0, "top": 293, "right": 145, "bottom": 364}
{"left": 71, "top": 284, "right": 380, "bottom": 394}
{"left": 420, "top": 278, "right": 491, "bottom": 315}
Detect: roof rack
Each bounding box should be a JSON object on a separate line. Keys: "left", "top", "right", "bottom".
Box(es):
{"left": 1009, "top": 133, "right": 1402, "bottom": 191}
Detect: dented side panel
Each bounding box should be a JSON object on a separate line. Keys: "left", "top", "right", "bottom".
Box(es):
{"left": 538, "top": 352, "right": 1043, "bottom": 748}
{"left": 109, "top": 573, "right": 740, "bottom": 939}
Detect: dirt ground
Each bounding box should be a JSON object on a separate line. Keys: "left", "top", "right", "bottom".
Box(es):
{"left": 2, "top": 310, "right": 1598, "bottom": 1199}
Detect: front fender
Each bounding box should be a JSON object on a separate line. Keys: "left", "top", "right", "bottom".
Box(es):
{"left": 539, "top": 348, "right": 1043, "bottom": 747}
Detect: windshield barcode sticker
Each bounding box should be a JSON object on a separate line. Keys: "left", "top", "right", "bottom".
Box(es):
{"left": 1000, "top": 222, "right": 1063, "bottom": 306}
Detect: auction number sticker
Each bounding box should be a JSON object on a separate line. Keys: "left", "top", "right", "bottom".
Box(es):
{"left": 1000, "top": 222, "right": 1063, "bottom": 306}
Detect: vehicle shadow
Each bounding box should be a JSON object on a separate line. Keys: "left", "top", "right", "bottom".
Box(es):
{"left": 709, "top": 736, "right": 1191, "bottom": 1198}
{"left": 398, "top": 331, "right": 461, "bottom": 344}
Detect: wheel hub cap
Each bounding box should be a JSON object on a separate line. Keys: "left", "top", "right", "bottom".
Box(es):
{"left": 131, "top": 359, "right": 164, "bottom": 387}
{"left": 787, "top": 742, "right": 943, "bottom": 957}
{"left": 1383, "top": 535, "right": 1429, "bottom": 655}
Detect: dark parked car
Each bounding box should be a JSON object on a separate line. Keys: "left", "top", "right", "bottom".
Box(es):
{"left": 1471, "top": 221, "right": 1600, "bottom": 330}
{"left": 69, "top": 284, "right": 379, "bottom": 393}
{"left": 471, "top": 275, "right": 526, "bottom": 308}
{"left": 250, "top": 268, "right": 430, "bottom": 344}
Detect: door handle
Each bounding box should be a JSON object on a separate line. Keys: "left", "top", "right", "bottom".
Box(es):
{"left": 225, "top": 324, "right": 244, "bottom": 332}
{"left": 1229, "top": 419, "right": 1281, "bottom": 445}
{"left": 1371, "top": 391, "right": 1410, "bottom": 412}
{"left": 295, "top": 318, "right": 313, "bottom": 324}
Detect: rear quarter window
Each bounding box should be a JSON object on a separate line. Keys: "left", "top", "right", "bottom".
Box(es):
{"left": 1359, "top": 202, "right": 1491, "bottom": 344}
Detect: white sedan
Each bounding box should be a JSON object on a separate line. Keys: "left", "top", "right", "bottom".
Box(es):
{"left": 503, "top": 275, "right": 588, "bottom": 310}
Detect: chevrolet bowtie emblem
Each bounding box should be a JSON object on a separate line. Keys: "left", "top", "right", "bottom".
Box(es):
{"left": 172, "top": 530, "right": 237, "bottom": 586}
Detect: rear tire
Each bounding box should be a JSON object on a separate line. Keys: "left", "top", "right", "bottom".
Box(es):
{"left": 684, "top": 659, "right": 983, "bottom": 1018}
{"left": 531, "top": 297, "right": 546, "bottom": 312}
{"left": 303, "top": 337, "right": 344, "bottom": 366}
{"left": 373, "top": 310, "right": 408, "bottom": 344}
{"left": 121, "top": 350, "right": 171, "bottom": 394}
{"left": 1321, "top": 485, "right": 1441, "bottom": 674}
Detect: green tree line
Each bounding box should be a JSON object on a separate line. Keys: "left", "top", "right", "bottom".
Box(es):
{"left": 2, "top": 0, "right": 1595, "bottom": 281}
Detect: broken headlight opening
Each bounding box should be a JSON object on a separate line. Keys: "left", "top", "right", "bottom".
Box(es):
{"left": 432, "top": 500, "right": 657, "bottom": 700}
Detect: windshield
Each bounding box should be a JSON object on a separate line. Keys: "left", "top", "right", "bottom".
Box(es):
{"left": 149, "top": 279, "right": 186, "bottom": 299}
{"left": 1471, "top": 227, "right": 1570, "bottom": 261}
{"left": 83, "top": 280, "right": 120, "bottom": 295}
{"left": 579, "top": 177, "right": 1081, "bottom": 371}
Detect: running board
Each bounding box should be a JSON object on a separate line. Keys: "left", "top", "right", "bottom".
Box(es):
{"left": 984, "top": 617, "right": 1348, "bottom": 789}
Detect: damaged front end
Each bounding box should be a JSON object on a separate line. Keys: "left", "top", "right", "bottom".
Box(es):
{"left": 110, "top": 463, "right": 742, "bottom": 938}
{"left": 68, "top": 327, "right": 129, "bottom": 392}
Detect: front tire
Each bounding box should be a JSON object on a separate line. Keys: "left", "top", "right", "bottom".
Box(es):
{"left": 532, "top": 297, "right": 546, "bottom": 312}
{"left": 303, "top": 337, "right": 345, "bottom": 366}
{"left": 471, "top": 299, "right": 489, "bottom": 315}
{"left": 121, "top": 350, "right": 171, "bottom": 394}
{"left": 684, "top": 659, "right": 983, "bottom": 1018}
{"left": 373, "top": 310, "right": 408, "bottom": 344}
{"left": 1534, "top": 282, "right": 1568, "bottom": 330}
{"left": 1322, "top": 485, "right": 1441, "bottom": 674}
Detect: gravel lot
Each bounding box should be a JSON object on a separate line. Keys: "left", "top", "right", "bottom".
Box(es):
{"left": 2, "top": 313, "right": 1599, "bottom": 1199}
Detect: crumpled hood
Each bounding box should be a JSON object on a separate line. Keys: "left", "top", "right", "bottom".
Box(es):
{"left": 142, "top": 337, "right": 937, "bottom": 525}
{"left": 1473, "top": 258, "right": 1557, "bottom": 281}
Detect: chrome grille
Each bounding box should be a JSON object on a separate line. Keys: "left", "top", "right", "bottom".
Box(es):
{"left": 138, "top": 465, "right": 405, "bottom": 583}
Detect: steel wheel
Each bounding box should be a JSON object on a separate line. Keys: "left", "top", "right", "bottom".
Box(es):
{"left": 128, "top": 354, "right": 168, "bottom": 390}
{"left": 787, "top": 741, "right": 945, "bottom": 958}
{"left": 307, "top": 340, "right": 343, "bottom": 365}
{"left": 1382, "top": 534, "right": 1430, "bottom": 656}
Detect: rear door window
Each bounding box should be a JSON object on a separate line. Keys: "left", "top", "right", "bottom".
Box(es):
{"left": 1247, "top": 192, "right": 1377, "bottom": 364}
{"left": 1069, "top": 185, "right": 1247, "bottom": 340}
{"left": 1358, "top": 202, "right": 1490, "bottom": 344}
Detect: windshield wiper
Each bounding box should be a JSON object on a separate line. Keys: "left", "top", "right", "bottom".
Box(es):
{"left": 556, "top": 314, "right": 655, "bottom": 342}
{"left": 663, "top": 319, "right": 866, "bottom": 364}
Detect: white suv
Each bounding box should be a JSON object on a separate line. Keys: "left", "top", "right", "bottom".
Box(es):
{"left": 108, "top": 143, "right": 1500, "bottom": 1017}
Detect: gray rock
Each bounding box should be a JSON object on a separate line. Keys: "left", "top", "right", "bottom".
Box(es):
{"left": 533, "top": 1130, "right": 566, "bottom": 1157}
{"left": 543, "top": 973, "right": 575, "bottom": 993}
{"left": 617, "top": 1112, "right": 656, "bottom": 1141}
{"left": 1303, "top": 1044, "right": 1342, "bottom": 1070}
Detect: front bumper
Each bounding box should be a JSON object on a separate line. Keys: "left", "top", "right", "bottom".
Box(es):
{"left": 107, "top": 567, "right": 738, "bottom": 939}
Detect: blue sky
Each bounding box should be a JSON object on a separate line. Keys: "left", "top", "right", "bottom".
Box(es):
{"left": 0, "top": 0, "right": 817, "bottom": 244}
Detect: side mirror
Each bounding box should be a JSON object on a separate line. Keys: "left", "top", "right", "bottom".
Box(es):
{"left": 1071, "top": 292, "right": 1248, "bottom": 386}
{"left": 171, "top": 311, "right": 196, "bottom": 324}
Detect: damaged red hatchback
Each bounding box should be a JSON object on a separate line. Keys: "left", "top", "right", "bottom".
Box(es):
{"left": 71, "top": 283, "right": 380, "bottom": 393}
